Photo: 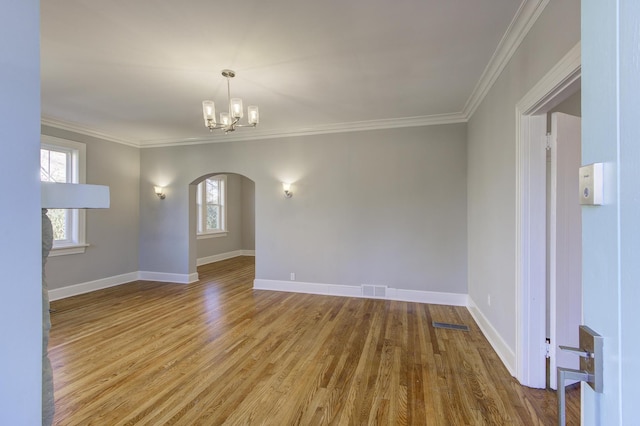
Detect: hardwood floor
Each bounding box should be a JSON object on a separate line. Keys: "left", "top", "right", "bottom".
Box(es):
{"left": 49, "top": 256, "right": 579, "bottom": 425}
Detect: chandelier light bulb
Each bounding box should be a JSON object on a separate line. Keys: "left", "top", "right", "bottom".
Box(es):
{"left": 202, "top": 101, "right": 216, "bottom": 125}
{"left": 230, "top": 98, "right": 243, "bottom": 118}
{"left": 248, "top": 106, "right": 259, "bottom": 125}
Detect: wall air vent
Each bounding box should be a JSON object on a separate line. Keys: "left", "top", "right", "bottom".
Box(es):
{"left": 361, "top": 285, "right": 387, "bottom": 298}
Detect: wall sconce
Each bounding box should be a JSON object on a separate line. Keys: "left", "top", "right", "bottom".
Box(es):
{"left": 154, "top": 186, "right": 166, "bottom": 200}
{"left": 282, "top": 182, "right": 293, "bottom": 198}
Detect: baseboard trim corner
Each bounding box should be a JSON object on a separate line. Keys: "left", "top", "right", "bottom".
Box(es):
{"left": 48, "top": 271, "right": 139, "bottom": 301}
{"left": 197, "top": 249, "right": 256, "bottom": 266}
{"left": 49, "top": 270, "right": 199, "bottom": 301}
{"left": 467, "top": 297, "right": 516, "bottom": 376}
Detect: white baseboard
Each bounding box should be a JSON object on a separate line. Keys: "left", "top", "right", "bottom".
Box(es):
{"left": 48, "top": 270, "right": 199, "bottom": 301}
{"left": 138, "top": 271, "right": 198, "bottom": 284}
{"left": 392, "top": 288, "right": 468, "bottom": 306}
{"left": 253, "top": 279, "right": 468, "bottom": 306}
{"left": 48, "top": 272, "right": 139, "bottom": 301}
{"left": 467, "top": 297, "right": 516, "bottom": 376}
{"left": 197, "top": 249, "right": 255, "bottom": 266}
{"left": 48, "top": 251, "right": 257, "bottom": 301}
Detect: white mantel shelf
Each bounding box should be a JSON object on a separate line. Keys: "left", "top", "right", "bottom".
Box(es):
{"left": 41, "top": 182, "right": 110, "bottom": 209}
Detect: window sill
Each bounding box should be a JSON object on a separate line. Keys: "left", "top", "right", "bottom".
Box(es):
{"left": 197, "top": 232, "right": 228, "bottom": 240}
{"left": 49, "top": 243, "right": 89, "bottom": 257}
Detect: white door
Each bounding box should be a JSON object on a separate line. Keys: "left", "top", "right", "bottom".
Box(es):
{"left": 548, "top": 112, "right": 582, "bottom": 390}
{"left": 582, "top": 0, "right": 640, "bottom": 423}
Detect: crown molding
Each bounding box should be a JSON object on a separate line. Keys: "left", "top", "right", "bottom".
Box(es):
{"left": 462, "top": 0, "right": 550, "bottom": 119}
{"left": 41, "top": 116, "right": 139, "bottom": 148}
{"left": 137, "top": 113, "right": 468, "bottom": 148}
{"left": 42, "top": 112, "right": 467, "bottom": 149}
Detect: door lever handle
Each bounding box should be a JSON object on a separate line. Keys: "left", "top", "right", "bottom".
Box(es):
{"left": 557, "top": 367, "right": 593, "bottom": 426}
{"left": 557, "top": 326, "right": 603, "bottom": 425}
{"left": 558, "top": 345, "right": 594, "bottom": 359}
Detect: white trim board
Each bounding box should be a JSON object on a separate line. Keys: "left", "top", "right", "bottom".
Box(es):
{"left": 138, "top": 271, "right": 198, "bottom": 285}
{"left": 253, "top": 279, "right": 468, "bottom": 307}
{"left": 468, "top": 297, "right": 516, "bottom": 376}
{"left": 48, "top": 272, "right": 139, "bottom": 301}
{"left": 49, "top": 271, "right": 197, "bottom": 301}
{"left": 197, "top": 249, "right": 255, "bottom": 266}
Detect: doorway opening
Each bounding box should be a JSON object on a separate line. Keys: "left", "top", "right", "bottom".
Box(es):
{"left": 188, "top": 172, "right": 255, "bottom": 280}
{"left": 514, "top": 42, "right": 581, "bottom": 389}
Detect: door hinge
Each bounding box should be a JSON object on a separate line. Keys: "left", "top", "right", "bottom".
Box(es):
{"left": 545, "top": 338, "right": 551, "bottom": 358}
{"left": 545, "top": 133, "right": 552, "bottom": 151}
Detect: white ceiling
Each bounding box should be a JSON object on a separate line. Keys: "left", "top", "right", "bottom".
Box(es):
{"left": 41, "top": 0, "right": 539, "bottom": 147}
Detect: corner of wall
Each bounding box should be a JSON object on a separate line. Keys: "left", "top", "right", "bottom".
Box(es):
{"left": 467, "top": 296, "right": 516, "bottom": 376}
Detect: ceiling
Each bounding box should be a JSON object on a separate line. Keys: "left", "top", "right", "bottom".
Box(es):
{"left": 41, "top": 0, "right": 539, "bottom": 147}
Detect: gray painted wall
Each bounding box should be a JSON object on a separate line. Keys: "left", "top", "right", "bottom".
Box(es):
{"left": 140, "top": 124, "right": 468, "bottom": 293}
{"left": 241, "top": 176, "right": 256, "bottom": 250}
{"left": 196, "top": 173, "right": 255, "bottom": 260}
{"left": 41, "top": 126, "right": 140, "bottom": 289}
{"left": 466, "top": 0, "right": 580, "bottom": 350}
{"left": 0, "top": 0, "right": 41, "bottom": 421}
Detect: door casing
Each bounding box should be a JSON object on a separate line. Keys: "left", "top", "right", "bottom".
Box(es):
{"left": 515, "top": 42, "right": 581, "bottom": 388}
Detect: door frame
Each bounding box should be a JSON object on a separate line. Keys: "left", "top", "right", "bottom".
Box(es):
{"left": 515, "top": 42, "right": 581, "bottom": 387}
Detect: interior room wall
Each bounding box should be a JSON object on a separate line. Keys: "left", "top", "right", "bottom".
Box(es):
{"left": 140, "top": 124, "right": 468, "bottom": 294}
{"left": 196, "top": 173, "right": 255, "bottom": 262}
{"left": 0, "top": 0, "right": 42, "bottom": 421}
{"left": 40, "top": 126, "right": 141, "bottom": 290}
{"left": 466, "top": 0, "right": 580, "bottom": 360}
{"left": 241, "top": 176, "right": 256, "bottom": 251}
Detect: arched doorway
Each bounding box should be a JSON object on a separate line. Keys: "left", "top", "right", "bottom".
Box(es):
{"left": 188, "top": 172, "right": 255, "bottom": 279}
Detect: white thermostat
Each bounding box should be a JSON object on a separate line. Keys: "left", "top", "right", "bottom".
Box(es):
{"left": 579, "top": 163, "right": 603, "bottom": 205}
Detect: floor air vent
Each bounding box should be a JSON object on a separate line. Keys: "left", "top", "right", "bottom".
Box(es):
{"left": 361, "top": 285, "right": 387, "bottom": 298}
{"left": 432, "top": 322, "right": 470, "bottom": 332}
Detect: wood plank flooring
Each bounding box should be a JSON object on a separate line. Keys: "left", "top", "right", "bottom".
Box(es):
{"left": 49, "top": 256, "right": 579, "bottom": 425}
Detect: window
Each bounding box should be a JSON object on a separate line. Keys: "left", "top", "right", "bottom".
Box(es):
{"left": 196, "top": 175, "right": 227, "bottom": 237}
{"left": 40, "top": 135, "right": 87, "bottom": 256}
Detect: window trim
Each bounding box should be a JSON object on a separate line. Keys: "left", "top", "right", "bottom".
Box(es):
{"left": 196, "top": 175, "right": 227, "bottom": 237}
{"left": 41, "top": 135, "right": 88, "bottom": 256}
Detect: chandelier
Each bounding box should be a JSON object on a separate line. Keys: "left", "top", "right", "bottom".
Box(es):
{"left": 202, "top": 69, "right": 259, "bottom": 133}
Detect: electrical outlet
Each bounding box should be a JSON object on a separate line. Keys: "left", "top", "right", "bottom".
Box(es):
{"left": 487, "top": 294, "right": 491, "bottom": 306}
{"left": 290, "top": 272, "right": 295, "bottom": 281}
